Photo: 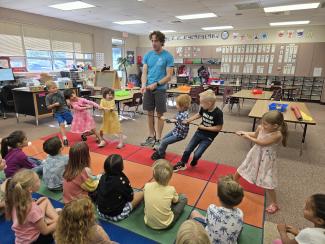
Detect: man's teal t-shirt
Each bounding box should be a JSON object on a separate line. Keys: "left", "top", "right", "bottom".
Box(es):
{"left": 143, "top": 49, "right": 174, "bottom": 90}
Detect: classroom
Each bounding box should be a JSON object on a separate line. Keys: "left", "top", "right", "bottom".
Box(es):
{"left": 0, "top": 1, "right": 324, "bottom": 244}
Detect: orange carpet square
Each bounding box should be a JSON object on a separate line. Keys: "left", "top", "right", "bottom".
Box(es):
{"left": 196, "top": 182, "right": 265, "bottom": 228}
{"left": 123, "top": 160, "right": 153, "bottom": 189}
{"left": 23, "top": 139, "right": 45, "bottom": 157}
{"left": 168, "top": 173, "right": 208, "bottom": 206}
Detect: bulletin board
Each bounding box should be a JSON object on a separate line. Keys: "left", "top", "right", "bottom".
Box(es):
{"left": 94, "top": 70, "right": 121, "bottom": 89}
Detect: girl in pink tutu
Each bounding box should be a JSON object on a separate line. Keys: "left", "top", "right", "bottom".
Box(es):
{"left": 64, "top": 89, "right": 104, "bottom": 145}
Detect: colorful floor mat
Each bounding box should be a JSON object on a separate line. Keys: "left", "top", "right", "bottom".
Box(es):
{"left": 1, "top": 134, "right": 265, "bottom": 244}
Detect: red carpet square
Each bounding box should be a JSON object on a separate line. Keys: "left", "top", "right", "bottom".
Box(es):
{"left": 210, "top": 164, "right": 264, "bottom": 195}
{"left": 41, "top": 132, "right": 100, "bottom": 152}
{"left": 126, "top": 147, "right": 178, "bottom": 166}
{"left": 171, "top": 157, "right": 218, "bottom": 181}
{"left": 94, "top": 142, "right": 142, "bottom": 159}
{"left": 196, "top": 182, "right": 265, "bottom": 228}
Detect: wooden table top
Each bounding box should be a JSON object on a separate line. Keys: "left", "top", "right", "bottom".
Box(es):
{"left": 166, "top": 88, "right": 190, "bottom": 94}
{"left": 248, "top": 100, "right": 316, "bottom": 125}
{"left": 231, "top": 89, "right": 273, "bottom": 100}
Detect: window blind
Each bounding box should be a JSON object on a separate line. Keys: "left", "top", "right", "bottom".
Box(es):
{"left": 23, "top": 26, "right": 51, "bottom": 51}
{"left": 0, "top": 22, "right": 24, "bottom": 56}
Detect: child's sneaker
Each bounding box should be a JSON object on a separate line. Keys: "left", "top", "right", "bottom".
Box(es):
{"left": 81, "top": 134, "right": 87, "bottom": 141}
{"left": 63, "top": 139, "right": 69, "bottom": 146}
{"left": 151, "top": 151, "right": 164, "bottom": 160}
{"left": 98, "top": 140, "right": 106, "bottom": 148}
{"left": 153, "top": 140, "right": 161, "bottom": 150}
{"left": 141, "top": 137, "right": 156, "bottom": 147}
{"left": 116, "top": 142, "right": 125, "bottom": 149}
{"left": 173, "top": 162, "right": 187, "bottom": 172}
{"left": 190, "top": 160, "right": 198, "bottom": 167}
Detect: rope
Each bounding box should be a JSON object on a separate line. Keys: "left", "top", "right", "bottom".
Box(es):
{"left": 117, "top": 109, "right": 238, "bottom": 135}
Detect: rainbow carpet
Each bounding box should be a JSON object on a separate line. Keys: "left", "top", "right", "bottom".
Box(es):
{"left": 0, "top": 132, "right": 265, "bottom": 244}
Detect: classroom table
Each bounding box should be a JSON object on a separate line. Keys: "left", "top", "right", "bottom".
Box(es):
{"left": 12, "top": 87, "right": 78, "bottom": 126}
{"left": 248, "top": 100, "right": 316, "bottom": 155}
{"left": 166, "top": 88, "right": 190, "bottom": 94}
{"left": 231, "top": 89, "right": 273, "bottom": 100}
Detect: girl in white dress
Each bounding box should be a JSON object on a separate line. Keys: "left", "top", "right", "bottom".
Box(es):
{"left": 234, "top": 110, "right": 288, "bottom": 214}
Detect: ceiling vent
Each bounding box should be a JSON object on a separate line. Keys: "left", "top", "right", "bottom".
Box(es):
{"left": 234, "top": 2, "right": 261, "bottom": 10}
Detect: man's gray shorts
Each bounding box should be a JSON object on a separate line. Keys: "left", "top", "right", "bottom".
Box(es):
{"left": 143, "top": 89, "right": 167, "bottom": 114}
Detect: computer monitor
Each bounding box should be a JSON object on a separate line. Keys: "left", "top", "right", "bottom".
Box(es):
{"left": 0, "top": 68, "right": 15, "bottom": 81}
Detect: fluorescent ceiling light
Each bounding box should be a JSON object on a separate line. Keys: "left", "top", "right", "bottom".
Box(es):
{"left": 270, "top": 21, "right": 310, "bottom": 26}
{"left": 161, "top": 30, "right": 176, "bottom": 33}
{"left": 49, "top": 1, "right": 95, "bottom": 10}
{"left": 113, "top": 20, "right": 146, "bottom": 25}
{"left": 202, "top": 26, "right": 234, "bottom": 30}
{"left": 176, "top": 13, "right": 217, "bottom": 20}
{"left": 264, "top": 3, "right": 320, "bottom": 13}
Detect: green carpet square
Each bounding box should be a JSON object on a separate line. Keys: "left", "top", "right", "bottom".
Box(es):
{"left": 109, "top": 203, "right": 193, "bottom": 244}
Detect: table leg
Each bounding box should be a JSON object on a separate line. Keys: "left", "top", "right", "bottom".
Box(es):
{"left": 252, "top": 118, "right": 257, "bottom": 131}
{"left": 35, "top": 116, "right": 39, "bottom": 126}
{"left": 116, "top": 101, "right": 121, "bottom": 115}
{"left": 16, "top": 113, "right": 19, "bottom": 123}
{"left": 300, "top": 124, "right": 308, "bottom": 156}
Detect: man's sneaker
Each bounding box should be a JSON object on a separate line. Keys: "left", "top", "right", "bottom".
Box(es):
{"left": 151, "top": 151, "right": 164, "bottom": 160}
{"left": 173, "top": 162, "right": 187, "bottom": 172}
{"left": 153, "top": 140, "right": 161, "bottom": 150}
{"left": 81, "top": 134, "right": 87, "bottom": 141}
{"left": 190, "top": 160, "right": 198, "bottom": 167}
{"left": 98, "top": 140, "right": 106, "bottom": 148}
{"left": 141, "top": 137, "right": 156, "bottom": 147}
{"left": 63, "top": 139, "right": 69, "bottom": 146}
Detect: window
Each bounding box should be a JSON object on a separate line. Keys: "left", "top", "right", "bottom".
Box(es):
{"left": 26, "top": 50, "right": 52, "bottom": 71}
{"left": 53, "top": 51, "right": 74, "bottom": 70}
{"left": 112, "top": 47, "right": 122, "bottom": 77}
{"left": 0, "top": 23, "right": 24, "bottom": 56}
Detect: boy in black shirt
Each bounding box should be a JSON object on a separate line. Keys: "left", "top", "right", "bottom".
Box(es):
{"left": 173, "top": 90, "right": 223, "bottom": 172}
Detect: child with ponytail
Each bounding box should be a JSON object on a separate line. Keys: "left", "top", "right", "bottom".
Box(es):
{"left": 5, "top": 169, "right": 59, "bottom": 244}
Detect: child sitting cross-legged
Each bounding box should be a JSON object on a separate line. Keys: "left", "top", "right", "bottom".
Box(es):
{"left": 191, "top": 175, "right": 244, "bottom": 244}
{"left": 42, "top": 136, "right": 68, "bottom": 191}
{"left": 144, "top": 159, "right": 188, "bottom": 229}
{"left": 95, "top": 154, "right": 144, "bottom": 221}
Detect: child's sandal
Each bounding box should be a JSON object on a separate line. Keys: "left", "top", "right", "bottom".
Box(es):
{"left": 266, "top": 203, "right": 279, "bottom": 214}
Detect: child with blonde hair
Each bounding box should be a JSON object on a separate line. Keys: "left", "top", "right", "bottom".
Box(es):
{"left": 235, "top": 110, "right": 288, "bottom": 214}
{"left": 55, "top": 196, "right": 115, "bottom": 244}
{"left": 176, "top": 220, "right": 211, "bottom": 244}
{"left": 98, "top": 88, "right": 125, "bottom": 148}
{"left": 191, "top": 175, "right": 244, "bottom": 244}
{"left": 5, "top": 169, "right": 59, "bottom": 244}
{"left": 63, "top": 142, "right": 99, "bottom": 203}
{"left": 144, "top": 159, "right": 188, "bottom": 229}
{"left": 45, "top": 81, "right": 72, "bottom": 146}
{"left": 151, "top": 94, "right": 191, "bottom": 160}
{"left": 173, "top": 89, "right": 223, "bottom": 171}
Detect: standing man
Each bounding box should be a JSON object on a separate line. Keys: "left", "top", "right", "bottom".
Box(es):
{"left": 140, "top": 31, "right": 174, "bottom": 148}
